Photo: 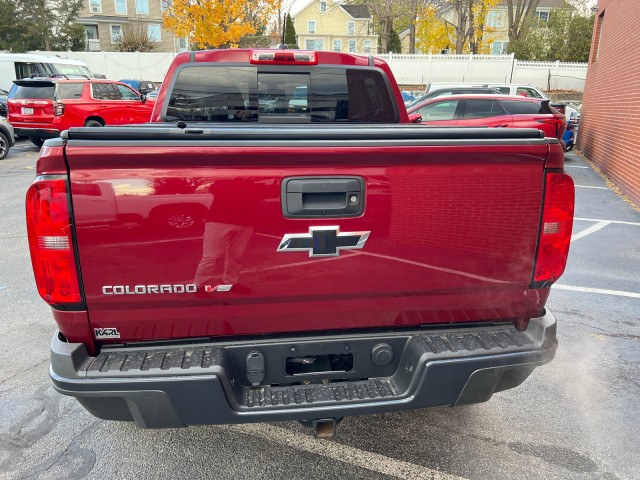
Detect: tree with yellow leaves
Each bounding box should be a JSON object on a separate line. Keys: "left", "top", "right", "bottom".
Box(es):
{"left": 163, "top": 0, "right": 279, "bottom": 49}
{"left": 416, "top": 0, "right": 500, "bottom": 54}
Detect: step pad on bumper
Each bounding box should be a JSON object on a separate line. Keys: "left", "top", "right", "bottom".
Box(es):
{"left": 246, "top": 379, "right": 398, "bottom": 408}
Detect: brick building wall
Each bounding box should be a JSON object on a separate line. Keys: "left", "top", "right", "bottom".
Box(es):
{"left": 577, "top": 0, "right": 640, "bottom": 207}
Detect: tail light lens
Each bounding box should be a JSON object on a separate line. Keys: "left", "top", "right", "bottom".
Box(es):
{"left": 53, "top": 101, "right": 64, "bottom": 116}
{"left": 533, "top": 172, "right": 575, "bottom": 285}
{"left": 26, "top": 176, "right": 82, "bottom": 305}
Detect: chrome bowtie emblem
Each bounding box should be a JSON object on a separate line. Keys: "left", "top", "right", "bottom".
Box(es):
{"left": 277, "top": 226, "right": 370, "bottom": 257}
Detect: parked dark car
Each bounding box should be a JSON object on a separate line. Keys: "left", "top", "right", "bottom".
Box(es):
{"left": 0, "top": 116, "right": 16, "bottom": 160}
{"left": 406, "top": 87, "right": 501, "bottom": 108}
{"left": 0, "top": 88, "right": 8, "bottom": 117}
{"left": 118, "top": 79, "right": 156, "bottom": 95}
{"left": 408, "top": 94, "right": 567, "bottom": 145}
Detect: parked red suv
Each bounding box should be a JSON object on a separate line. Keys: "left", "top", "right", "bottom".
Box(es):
{"left": 8, "top": 78, "right": 154, "bottom": 147}
{"left": 407, "top": 94, "right": 567, "bottom": 147}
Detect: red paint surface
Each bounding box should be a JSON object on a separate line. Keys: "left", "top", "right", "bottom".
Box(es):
{"left": 62, "top": 142, "right": 554, "bottom": 343}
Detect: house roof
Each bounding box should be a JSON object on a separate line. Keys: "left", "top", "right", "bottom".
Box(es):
{"left": 341, "top": 4, "right": 370, "bottom": 19}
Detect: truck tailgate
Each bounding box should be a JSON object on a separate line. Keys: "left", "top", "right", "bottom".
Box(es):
{"left": 64, "top": 126, "right": 549, "bottom": 343}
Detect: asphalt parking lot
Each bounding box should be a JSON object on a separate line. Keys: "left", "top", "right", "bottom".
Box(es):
{"left": 0, "top": 140, "right": 638, "bottom": 479}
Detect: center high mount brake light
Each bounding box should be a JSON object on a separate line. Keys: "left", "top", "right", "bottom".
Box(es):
{"left": 250, "top": 50, "right": 318, "bottom": 65}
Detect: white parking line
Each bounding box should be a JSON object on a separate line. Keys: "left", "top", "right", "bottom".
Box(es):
{"left": 574, "top": 218, "right": 640, "bottom": 227}
{"left": 227, "top": 423, "right": 469, "bottom": 480}
{"left": 571, "top": 220, "right": 611, "bottom": 242}
{"left": 552, "top": 284, "right": 640, "bottom": 299}
{"left": 574, "top": 185, "right": 608, "bottom": 189}
{"left": 565, "top": 165, "right": 590, "bottom": 169}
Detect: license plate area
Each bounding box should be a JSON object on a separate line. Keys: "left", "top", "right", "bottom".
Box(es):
{"left": 22, "top": 107, "right": 34, "bottom": 115}
{"left": 286, "top": 353, "right": 354, "bottom": 375}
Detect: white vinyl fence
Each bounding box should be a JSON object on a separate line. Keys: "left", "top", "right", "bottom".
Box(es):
{"left": 377, "top": 53, "right": 588, "bottom": 90}
{"left": 29, "top": 51, "right": 588, "bottom": 91}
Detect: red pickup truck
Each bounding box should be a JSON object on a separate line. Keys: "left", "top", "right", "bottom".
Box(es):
{"left": 26, "top": 49, "right": 574, "bottom": 437}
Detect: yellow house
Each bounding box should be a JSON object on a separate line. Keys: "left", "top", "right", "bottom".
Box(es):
{"left": 292, "top": 0, "right": 378, "bottom": 54}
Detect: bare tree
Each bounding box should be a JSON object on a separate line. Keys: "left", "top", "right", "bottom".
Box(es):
{"left": 506, "top": 0, "right": 542, "bottom": 44}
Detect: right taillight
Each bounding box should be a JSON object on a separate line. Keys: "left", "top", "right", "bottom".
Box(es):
{"left": 26, "top": 176, "right": 82, "bottom": 306}
{"left": 532, "top": 172, "right": 575, "bottom": 286}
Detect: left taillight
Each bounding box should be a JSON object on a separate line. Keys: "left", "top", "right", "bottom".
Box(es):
{"left": 53, "top": 101, "right": 64, "bottom": 116}
{"left": 532, "top": 172, "right": 575, "bottom": 286}
{"left": 26, "top": 176, "right": 82, "bottom": 306}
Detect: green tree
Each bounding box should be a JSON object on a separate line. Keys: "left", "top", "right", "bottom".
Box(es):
{"left": 0, "top": 0, "right": 84, "bottom": 52}
{"left": 284, "top": 13, "right": 297, "bottom": 47}
{"left": 509, "top": 8, "right": 594, "bottom": 62}
{"left": 388, "top": 28, "right": 402, "bottom": 53}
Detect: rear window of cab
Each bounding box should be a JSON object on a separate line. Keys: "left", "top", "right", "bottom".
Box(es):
{"left": 164, "top": 66, "right": 397, "bottom": 123}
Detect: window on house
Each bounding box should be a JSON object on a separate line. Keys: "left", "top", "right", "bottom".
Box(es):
{"left": 306, "top": 39, "right": 324, "bottom": 50}
{"left": 320, "top": 0, "right": 327, "bottom": 12}
{"left": 308, "top": 20, "right": 316, "bottom": 34}
{"left": 333, "top": 40, "right": 341, "bottom": 52}
{"left": 147, "top": 24, "right": 161, "bottom": 42}
{"left": 347, "top": 22, "right": 355, "bottom": 36}
{"left": 178, "top": 37, "right": 188, "bottom": 50}
{"left": 363, "top": 39, "right": 371, "bottom": 53}
{"left": 136, "top": 0, "right": 149, "bottom": 14}
{"left": 487, "top": 10, "right": 504, "bottom": 28}
{"left": 110, "top": 24, "right": 122, "bottom": 43}
{"left": 115, "top": 0, "right": 126, "bottom": 14}
{"left": 89, "top": 0, "right": 102, "bottom": 13}
{"left": 348, "top": 40, "right": 356, "bottom": 53}
{"left": 491, "top": 41, "right": 508, "bottom": 55}
{"left": 535, "top": 10, "right": 549, "bottom": 22}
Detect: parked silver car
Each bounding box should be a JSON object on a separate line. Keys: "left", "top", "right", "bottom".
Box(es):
{"left": 0, "top": 116, "right": 16, "bottom": 160}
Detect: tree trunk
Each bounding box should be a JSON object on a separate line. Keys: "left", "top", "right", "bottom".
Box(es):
{"left": 408, "top": 0, "right": 417, "bottom": 54}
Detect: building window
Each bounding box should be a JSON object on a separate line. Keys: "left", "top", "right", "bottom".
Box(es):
{"left": 487, "top": 10, "right": 504, "bottom": 28}
{"left": 161, "top": 0, "right": 170, "bottom": 12}
{"left": 535, "top": 10, "right": 550, "bottom": 22}
{"left": 363, "top": 39, "right": 371, "bottom": 53}
{"left": 491, "top": 41, "right": 508, "bottom": 55}
{"left": 147, "top": 24, "right": 161, "bottom": 42}
{"left": 592, "top": 11, "right": 604, "bottom": 63}
{"left": 348, "top": 39, "right": 356, "bottom": 53}
{"left": 347, "top": 22, "right": 355, "bottom": 36}
{"left": 136, "top": 0, "right": 149, "bottom": 15}
{"left": 115, "top": 0, "right": 126, "bottom": 15}
{"left": 110, "top": 24, "right": 122, "bottom": 43}
{"left": 320, "top": 0, "right": 326, "bottom": 12}
{"left": 305, "top": 39, "right": 324, "bottom": 50}
{"left": 89, "top": 0, "right": 102, "bottom": 13}
{"left": 178, "top": 37, "right": 188, "bottom": 50}
{"left": 333, "top": 39, "right": 341, "bottom": 51}
{"left": 308, "top": 20, "right": 316, "bottom": 34}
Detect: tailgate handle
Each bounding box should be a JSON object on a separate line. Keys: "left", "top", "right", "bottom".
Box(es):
{"left": 282, "top": 176, "right": 365, "bottom": 218}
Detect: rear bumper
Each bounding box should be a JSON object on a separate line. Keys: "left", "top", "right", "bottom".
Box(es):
{"left": 50, "top": 312, "right": 557, "bottom": 428}
{"left": 14, "top": 127, "right": 60, "bottom": 139}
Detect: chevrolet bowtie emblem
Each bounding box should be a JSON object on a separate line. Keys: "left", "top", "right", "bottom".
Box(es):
{"left": 277, "top": 226, "right": 370, "bottom": 257}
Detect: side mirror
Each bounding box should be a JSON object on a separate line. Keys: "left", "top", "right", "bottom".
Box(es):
{"left": 408, "top": 113, "right": 423, "bottom": 123}
{"left": 140, "top": 94, "right": 147, "bottom": 103}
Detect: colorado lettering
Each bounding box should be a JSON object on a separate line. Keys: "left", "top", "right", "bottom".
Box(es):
{"left": 102, "top": 284, "right": 197, "bottom": 295}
